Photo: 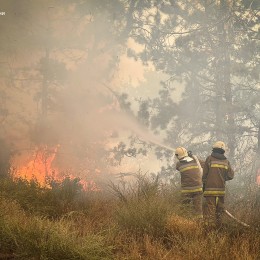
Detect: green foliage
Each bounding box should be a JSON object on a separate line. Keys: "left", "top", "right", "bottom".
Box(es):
{"left": 110, "top": 174, "right": 177, "bottom": 238}
{"left": 0, "top": 176, "right": 91, "bottom": 218}
{"left": 109, "top": 141, "right": 149, "bottom": 166}
{"left": 0, "top": 197, "right": 113, "bottom": 260}
{"left": 0, "top": 139, "right": 11, "bottom": 178}
{"left": 116, "top": 197, "right": 171, "bottom": 238}
{"left": 0, "top": 172, "right": 260, "bottom": 259}
{"left": 229, "top": 187, "right": 260, "bottom": 229}
{"left": 118, "top": 0, "right": 260, "bottom": 182}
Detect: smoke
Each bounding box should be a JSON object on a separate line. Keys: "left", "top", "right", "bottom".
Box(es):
{"left": 48, "top": 60, "right": 172, "bottom": 178}
{"left": 52, "top": 63, "right": 170, "bottom": 171}
{"left": 0, "top": 1, "right": 130, "bottom": 180}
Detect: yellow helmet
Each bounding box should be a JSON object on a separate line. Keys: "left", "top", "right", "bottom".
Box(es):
{"left": 213, "top": 141, "right": 226, "bottom": 151}
{"left": 175, "top": 147, "right": 188, "bottom": 160}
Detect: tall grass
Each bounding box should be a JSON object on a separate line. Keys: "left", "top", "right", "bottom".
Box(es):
{"left": 0, "top": 176, "right": 92, "bottom": 218}
{"left": 109, "top": 174, "right": 180, "bottom": 238}
{"left": 0, "top": 197, "right": 113, "bottom": 259}
{"left": 0, "top": 173, "right": 259, "bottom": 259}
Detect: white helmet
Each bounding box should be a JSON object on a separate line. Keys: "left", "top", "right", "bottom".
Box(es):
{"left": 175, "top": 147, "right": 188, "bottom": 160}
{"left": 213, "top": 141, "right": 226, "bottom": 151}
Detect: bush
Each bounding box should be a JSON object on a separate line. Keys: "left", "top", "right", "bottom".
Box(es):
{"left": 110, "top": 174, "right": 175, "bottom": 238}
{"left": 0, "top": 176, "right": 92, "bottom": 218}
{"left": 0, "top": 197, "right": 113, "bottom": 259}
{"left": 1, "top": 171, "right": 259, "bottom": 259}
{"left": 0, "top": 139, "right": 11, "bottom": 178}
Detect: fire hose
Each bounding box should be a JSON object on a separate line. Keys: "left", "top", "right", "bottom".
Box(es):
{"left": 142, "top": 140, "right": 257, "bottom": 229}
{"left": 224, "top": 210, "right": 250, "bottom": 228}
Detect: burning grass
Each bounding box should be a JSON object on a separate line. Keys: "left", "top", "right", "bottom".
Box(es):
{"left": 0, "top": 173, "right": 259, "bottom": 259}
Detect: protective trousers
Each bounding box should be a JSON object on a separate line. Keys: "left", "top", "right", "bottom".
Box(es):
{"left": 203, "top": 196, "right": 225, "bottom": 228}
{"left": 181, "top": 192, "right": 203, "bottom": 220}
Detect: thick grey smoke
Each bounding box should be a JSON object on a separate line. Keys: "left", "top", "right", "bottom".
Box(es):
{"left": 0, "top": 1, "right": 137, "bottom": 182}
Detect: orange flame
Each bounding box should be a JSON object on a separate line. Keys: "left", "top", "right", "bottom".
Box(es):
{"left": 16, "top": 145, "right": 59, "bottom": 185}
{"left": 15, "top": 145, "right": 100, "bottom": 191}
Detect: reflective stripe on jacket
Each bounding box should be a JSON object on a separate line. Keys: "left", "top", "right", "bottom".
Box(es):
{"left": 203, "top": 153, "right": 234, "bottom": 197}
{"left": 181, "top": 186, "right": 203, "bottom": 194}
{"left": 176, "top": 157, "right": 203, "bottom": 194}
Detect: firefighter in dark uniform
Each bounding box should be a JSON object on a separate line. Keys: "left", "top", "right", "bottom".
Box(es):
{"left": 203, "top": 141, "right": 234, "bottom": 228}
{"left": 175, "top": 147, "right": 203, "bottom": 220}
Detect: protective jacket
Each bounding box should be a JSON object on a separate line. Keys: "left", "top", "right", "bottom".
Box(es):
{"left": 202, "top": 152, "right": 234, "bottom": 196}
{"left": 176, "top": 156, "right": 203, "bottom": 194}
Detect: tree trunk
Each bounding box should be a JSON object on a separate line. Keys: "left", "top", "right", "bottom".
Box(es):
{"left": 215, "top": 0, "right": 235, "bottom": 159}
{"left": 41, "top": 48, "right": 49, "bottom": 119}
{"left": 214, "top": 1, "right": 226, "bottom": 141}
{"left": 222, "top": 0, "right": 236, "bottom": 159}
{"left": 257, "top": 122, "right": 260, "bottom": 155}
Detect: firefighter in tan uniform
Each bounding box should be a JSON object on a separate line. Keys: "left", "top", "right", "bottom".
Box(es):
{"left": 175, "top": 147, "right": 203, "bottom": 219}
{"left": 203, "top": 141, "right": 234, "bottom": 228}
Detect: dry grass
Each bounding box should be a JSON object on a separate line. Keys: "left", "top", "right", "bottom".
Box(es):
{"left": 0, "top": 175, "right": 259, "bottom": 259}
{"left": 0, "top": 197, "right": 113, "bottom": 259}
{"left": 166, "top": 214, "right": 202, "bottom": 237}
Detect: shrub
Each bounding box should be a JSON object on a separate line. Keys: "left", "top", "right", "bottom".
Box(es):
{"left": 0, "top": 176, "right": 92, "bottom": 218}
{"left": 0, "top": 197, "right": 113, "bottom": 259}
{"left": 110, "top": 174, "right": 175, "bottom": 238}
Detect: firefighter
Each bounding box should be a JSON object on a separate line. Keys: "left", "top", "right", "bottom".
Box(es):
{"left": 203, "top": 141, "right": 234, "bottom": 228}
{"left": 175, "top": 147, "right": 203, "bottom": 220}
